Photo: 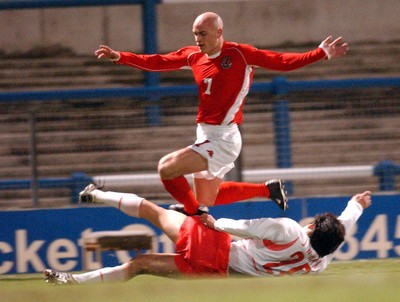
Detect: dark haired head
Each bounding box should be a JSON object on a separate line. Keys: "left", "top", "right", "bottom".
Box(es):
{"left": 309, "top": 213, "right": 345, "bottom": 257}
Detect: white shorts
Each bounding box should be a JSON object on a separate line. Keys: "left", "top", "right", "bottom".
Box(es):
{"left": 189, "top": 123, "right": 242, "bottom": 180}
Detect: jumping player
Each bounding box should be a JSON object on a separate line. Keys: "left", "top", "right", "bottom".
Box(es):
{"left": 95, "top": 12, "right": 349, "bottom": 215}
{"left": 44, "top": 185, "right": 371, "bottom": 284}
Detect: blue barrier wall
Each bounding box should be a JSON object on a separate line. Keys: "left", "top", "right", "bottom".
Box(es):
{"left": 1, "top": 193, "right": 399, "bottom": 274}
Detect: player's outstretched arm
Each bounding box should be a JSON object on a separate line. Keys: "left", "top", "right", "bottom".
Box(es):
{"left": 336, "top": 190, "right": 372, "bottom": 237}
{"left": 319, "top": 36, "right": 349, "bottom": 60}
{"left": 95, "top": 45, "right": 120, "bottom": 61}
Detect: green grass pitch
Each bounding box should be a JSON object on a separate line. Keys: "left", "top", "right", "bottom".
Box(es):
{"left": 1, "top": 259, "right": 399, "bottom": 302}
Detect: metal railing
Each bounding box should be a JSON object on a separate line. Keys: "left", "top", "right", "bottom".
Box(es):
{"left": 0, "top": 161, "right": 399, "bottom": 204}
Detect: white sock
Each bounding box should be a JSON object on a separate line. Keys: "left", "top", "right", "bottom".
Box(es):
{"left": 92, "top": 190, "right": 143, "bottom": 217}
{"left": 72, "top": 264, "right": 128, "bottom": 284}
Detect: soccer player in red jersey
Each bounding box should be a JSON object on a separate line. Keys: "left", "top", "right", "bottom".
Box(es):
{"left": 44, "top": 186, "right": 371, "bottom": 284}
{"left": 95, "top": 12, "right": 349, "bottom": 215}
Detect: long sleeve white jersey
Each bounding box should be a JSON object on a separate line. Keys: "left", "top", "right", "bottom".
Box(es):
{"left": 214, "top": 198, "right": 364, "bottom": 276}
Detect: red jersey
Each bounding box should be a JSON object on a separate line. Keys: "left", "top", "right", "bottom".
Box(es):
{"left": 117, "top": 42, "right": 326, "bottom": 125}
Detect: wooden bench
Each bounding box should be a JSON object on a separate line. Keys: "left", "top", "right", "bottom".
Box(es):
{"left": 81, "top": 230, "right": 157, "bottom": 271}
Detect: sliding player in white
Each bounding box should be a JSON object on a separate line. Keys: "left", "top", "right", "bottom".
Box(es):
{"left": 45, "top": 184, "right": 371, "bottom": 284}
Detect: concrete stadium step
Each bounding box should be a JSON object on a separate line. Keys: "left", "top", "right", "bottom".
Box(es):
{"left": 0, "top": 128, "right": 193, "bottom": 155}
{"left": 292, "top": 140, "right": 400, "bottom": 166}
{"left": 0, "top": 197, "right": 70, "bottom": 209}
{"left": 292, "top": 178, "right": 378, "bottom": 197}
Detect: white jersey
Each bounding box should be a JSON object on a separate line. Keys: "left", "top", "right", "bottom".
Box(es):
{"left": 214, "top": 198, "right": 364, "bottom": 276}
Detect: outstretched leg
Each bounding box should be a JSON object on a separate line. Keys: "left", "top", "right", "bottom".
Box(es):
{"left": 195, "top": 179, "right": 269, "bottom": 206}
{"left": 195, "top": 179, "right": 288, "bottom": 210}
{"left": 45, "top": 254, "right": 181, "bottom": 285}
{"left": 80, "top": 185, "right": 186, "bottom": 242}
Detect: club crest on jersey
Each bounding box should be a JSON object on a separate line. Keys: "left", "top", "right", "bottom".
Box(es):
{"left": 221, "top": 56, "right": 232, "bottom": 69}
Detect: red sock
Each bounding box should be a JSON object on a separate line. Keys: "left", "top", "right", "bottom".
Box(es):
{"left": 214, "top": 182, "right": 270, "bottom": 205}
{"left": 161, "top": 176, "right": 200, "bottom": 215}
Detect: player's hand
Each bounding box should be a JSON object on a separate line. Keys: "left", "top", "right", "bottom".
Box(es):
{"left": 200, "top": 213, "right": 216, "bottom": 229}
{"left": 95, "top": 45, "right": 120, "bottom": 61}
{"left": 352, "top": 191, "right": 372, "bottom": 209}
{"left": 319, "top": 36, "right": 349, "bottom": 60}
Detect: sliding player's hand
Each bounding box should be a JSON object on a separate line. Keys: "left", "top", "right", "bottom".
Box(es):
{"left": 352, "top": 191, "right": 372, "bottom": 209}
{"left": 200, "top": 213, "right": 216, "bottom": 229}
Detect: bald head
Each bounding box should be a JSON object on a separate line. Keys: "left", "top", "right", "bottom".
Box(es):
{"left": 193, "top": 12, "right": 223, "bottom": 30}
{"left": 192, "top": 12, "right": 224, "bottom": 55}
